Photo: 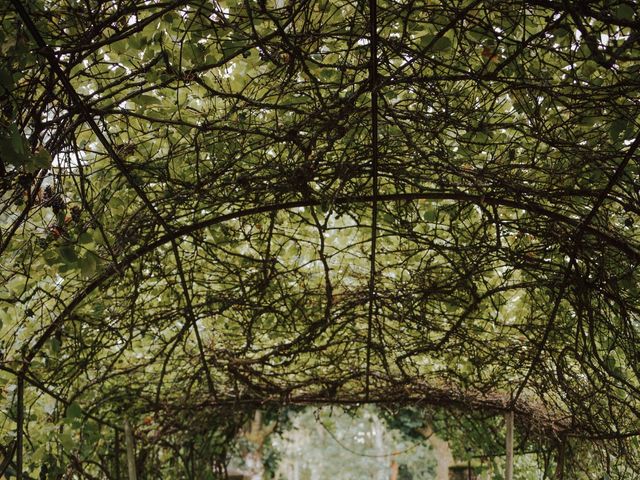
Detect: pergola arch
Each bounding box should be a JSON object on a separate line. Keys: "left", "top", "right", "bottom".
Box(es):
{"left": 2, "top": 0, "right": 640, "bottom": 477}
{"left": 22, "top": 191, "right": 640, "bottom": 369}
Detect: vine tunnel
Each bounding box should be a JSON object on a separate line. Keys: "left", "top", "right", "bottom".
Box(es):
{"left": 1, "top": 0, "right": 640, "bottom": 478}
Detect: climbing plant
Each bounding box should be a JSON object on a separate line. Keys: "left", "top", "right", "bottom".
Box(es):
{"left": 1, "top": 0, "right": 640, "bottom": 477}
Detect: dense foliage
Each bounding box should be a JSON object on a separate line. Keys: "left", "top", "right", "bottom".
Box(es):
{"left": 1, "top": 0, "right": 640, "bottom": 477}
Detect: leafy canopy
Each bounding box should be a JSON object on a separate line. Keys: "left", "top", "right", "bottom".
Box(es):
{"left": 1, "top": 0, "right": 640, "bottom": 477}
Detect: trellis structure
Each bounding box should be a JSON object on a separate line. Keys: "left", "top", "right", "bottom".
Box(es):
{"left": 1, "top": 0, "right": 640, "bottom": 477}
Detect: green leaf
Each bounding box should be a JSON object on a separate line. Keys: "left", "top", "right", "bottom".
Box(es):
{"left": 0, "top": 66, "right": 13, "bottom": 92}
{"left": 65, "top": 402, "right": 83, "bottom": 420}
{"left": 43, "top": 249, "right": 60, "bottom": 266}
{"left": 420, "top": 34, "right": 452, "bottom": 52}
{"left": 92, "top": 229, "right": 106, "bottom": 244}
{"left": 59, "top": 431, "right": 75, "bottom": 451}
{"left": 111, "top": 39, "right": 128, "bottom": 54}
{"left": 381, "top": 212, "right": 395, "bottom": 225}
{"left": 580, "top": 60, "right": 598, "bottom": 77}
{"left": 163, "top": 12, "right": 177, "bottom": 23}
{"left": 615, "top": 3, "right": 635, "bottom": 20}
{"left": 222, "top": 39, "right": 247, "bottom": 58}
{"left": 133, "top": 94, "right": 162, "bottom": 106}
{"left": 80, "top": 252, "right": 97, "bottom": 278}
{"left": 77, "top": 232, "right": 93, "bottom": 245}
{"left": 32, "top": 148, "right": 52, "bottom": 170}
{"left": 0, "top": 125, "right": 29, "bottom": 168}
{"left": 9, "top": 125, "right": 25, "bottom": 154}
{"left": 128, "top": 34, "right": 147, "bottom": 50}
{"left": 81, "top": 420, "right": 100, "bottom": 452}
{"left": 577, "top": 42, "right": 591, "bottom": 59}
{"left": 50, "top": 337, "right": 61, "bottom": 354}
{"left": 609, "top": 118, "right": 627, "bottom": 143}
{"left": 183, "top": 42, "right": 204, "bottom": 63}
{"left": 423, "top": 208, "right": 438, "bottom": 223}
{"left": 432, "top": 36, "right": 452, "bottom": 51}
{"left": 58, "top": 245, "right": 78, "bottom": 265}
{"left": 551, "top": 26, "right": 570, "bottom": 38}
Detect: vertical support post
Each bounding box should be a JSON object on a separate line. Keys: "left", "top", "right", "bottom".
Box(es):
{"left": 554, "top": 437, "right": 565, "bottom": 480}
{"left": 190, "top": 442, "right": 195, "bottom": 480}
{"left": 114, "top": 428, "right": 121, "bottom": 480}
{"left": 390, "top": 454, "right": 399, "bottom": 480}
{"left": 364, "top": 0, "right": 379, "bottom": 404}
{"left": 124, "top": 420, "right": 137, "bottom": 480}
{"left": 505, "top": 411, "right": 514, "bottom": 480}
{"left": 16, "top": 375, "right": 24, "bottom": 480}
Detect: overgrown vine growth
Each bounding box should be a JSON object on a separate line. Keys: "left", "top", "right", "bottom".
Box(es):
{"left": 1, "top": 0, "right": 640, "bottom": 477}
